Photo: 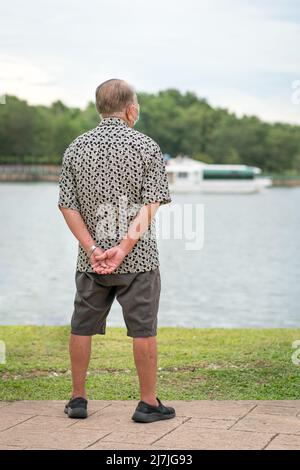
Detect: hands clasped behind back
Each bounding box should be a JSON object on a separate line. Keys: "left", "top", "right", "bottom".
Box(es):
{"left": 91, "top": 245, "right": 127, "bottom": 275}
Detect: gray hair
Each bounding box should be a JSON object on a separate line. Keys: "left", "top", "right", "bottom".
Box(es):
{"left": 95, "top": 79, "right": 136, "bottom": 116}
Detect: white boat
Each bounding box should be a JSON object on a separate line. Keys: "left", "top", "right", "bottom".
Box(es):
{"left": 164, "top": 155, "right": 272, "bottom": 194}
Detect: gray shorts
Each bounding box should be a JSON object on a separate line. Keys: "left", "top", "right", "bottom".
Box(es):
{"left": 71, "top": 267, "right": 161, "bottom": 338}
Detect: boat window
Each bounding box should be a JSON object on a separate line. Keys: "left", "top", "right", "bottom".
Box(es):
{"left": 203, "top": 169, "right": 254, "bottom": 180}
{"left": 178, "top": 172, "right": 188, "bottom": 178}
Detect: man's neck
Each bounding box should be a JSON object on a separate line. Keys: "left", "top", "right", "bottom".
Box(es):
{"left": 103, "top": 114, "right": 133, "bottom": 128}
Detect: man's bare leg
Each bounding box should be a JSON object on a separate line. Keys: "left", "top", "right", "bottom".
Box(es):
{"left": 69, "top": 334, "right": 92, "bottom": 399}
{"left": 133, "top": 336, "right": 159, "bottom": 407}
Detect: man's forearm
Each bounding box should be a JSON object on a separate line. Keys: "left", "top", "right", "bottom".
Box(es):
{"left": 59, "top": 207, "right": 96, "bottom": 254}
{"left": 119, "top": 202, "right": 160, "bottom": 255}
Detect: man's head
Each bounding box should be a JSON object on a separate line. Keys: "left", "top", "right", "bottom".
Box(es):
{"left": 95, "top": 79, "right": 139, "bottom": 128}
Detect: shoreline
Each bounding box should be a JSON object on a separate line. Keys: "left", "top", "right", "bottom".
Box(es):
{"left": 1, "top": 164, "right": 300, "bottom": 186}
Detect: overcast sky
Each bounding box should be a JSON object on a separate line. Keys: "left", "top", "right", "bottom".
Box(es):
{"left": 1, "top": 0, "right": 300, "bottom": 123}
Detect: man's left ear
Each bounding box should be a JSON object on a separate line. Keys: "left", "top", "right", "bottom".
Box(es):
{"left": 125, "top": 105, "right": 134, "bottom": 126}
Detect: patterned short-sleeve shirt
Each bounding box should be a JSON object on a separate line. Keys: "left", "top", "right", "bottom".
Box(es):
{"left": 58, "top": 116, "right": 172, "bottom": 273}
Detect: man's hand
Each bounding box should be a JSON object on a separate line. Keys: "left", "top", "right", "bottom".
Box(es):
{"left": 90, "top": 246, "right": 110, "bottom": 272}
{"left": 91, "top": 245, "right": 127, "bottom": 274}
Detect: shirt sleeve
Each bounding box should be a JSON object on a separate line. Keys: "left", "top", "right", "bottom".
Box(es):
{"left": 58, "top": 144, "right": 81, "bottom": 211}
{"left": 141, "top": 145, "right": 172, "bottom": 206}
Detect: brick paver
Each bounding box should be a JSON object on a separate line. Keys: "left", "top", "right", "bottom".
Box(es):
{"left": 0, "top": 400, "right": 300, "bottom": 450}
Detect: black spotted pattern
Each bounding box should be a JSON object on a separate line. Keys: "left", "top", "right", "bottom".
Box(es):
{"left": 58, "top": 117, "right": 172, "bottom": 273}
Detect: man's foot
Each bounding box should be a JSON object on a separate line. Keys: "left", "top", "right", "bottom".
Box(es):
{"left": 131, "top": 397, "right": 176, "bottom": 423}
{"left": 64, "top": 396, "right": 88, "bottom": 419}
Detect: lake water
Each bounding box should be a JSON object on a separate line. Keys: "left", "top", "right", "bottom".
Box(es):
{"left": 0, "top": 182, "right": 299, "bottom": 328}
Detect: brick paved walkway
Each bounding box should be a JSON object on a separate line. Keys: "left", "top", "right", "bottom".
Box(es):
{"left": 0, "top": 400, "right": 300, "bottom": 450}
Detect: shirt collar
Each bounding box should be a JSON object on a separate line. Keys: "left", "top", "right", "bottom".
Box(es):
{"left": 98, "top": 116, "right": 130, "bottom": 128}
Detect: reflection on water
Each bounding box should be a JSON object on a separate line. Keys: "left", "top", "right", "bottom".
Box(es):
{"left": 0, "top": 182, "right": 299, "bottom": 327}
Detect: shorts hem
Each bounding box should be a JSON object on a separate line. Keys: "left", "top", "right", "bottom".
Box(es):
{"left": 71, "top": 329, "right": 106, "bottom": 336}
{"left": 127, "top": 330, "right": 157, "bottom": 338}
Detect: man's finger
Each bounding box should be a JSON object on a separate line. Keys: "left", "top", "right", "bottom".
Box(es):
{"left": 92, "top": 262, "right": 109, "bottom": 270}
{"left": 92, "top": 259, "right": 107, "bottom": 267}
{"left": 92, "top": 258, "right": 109, "bottom": 265}
{"left": 94, "top": 252, "right": 108, "bottom": 260}
{"left": 95, "top": 265, "right": 116, "bottom": 274}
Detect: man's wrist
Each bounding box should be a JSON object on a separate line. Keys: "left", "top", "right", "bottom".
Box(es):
{"left": 86, "top": 244, "right": 98, "bottom": 259}
{"left": 119, "top": 237, "right": 136, "bottom": 256}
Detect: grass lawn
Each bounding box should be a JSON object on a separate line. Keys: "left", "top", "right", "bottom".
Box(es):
{"left": 0, "top": 326, "right": 299, "bottom": 401}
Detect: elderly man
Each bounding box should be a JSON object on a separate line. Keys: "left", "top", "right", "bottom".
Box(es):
{"left": 58, "top": 79, "right": 175, "bottom": 423}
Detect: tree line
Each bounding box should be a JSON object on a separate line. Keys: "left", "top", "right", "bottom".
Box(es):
{"left": 0, "top": 90, "right": 300, "bottom": 175}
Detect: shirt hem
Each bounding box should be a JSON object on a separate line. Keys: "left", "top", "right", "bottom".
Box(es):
{"left": 76, "top": 263, "right": 160, "bottom": 274}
